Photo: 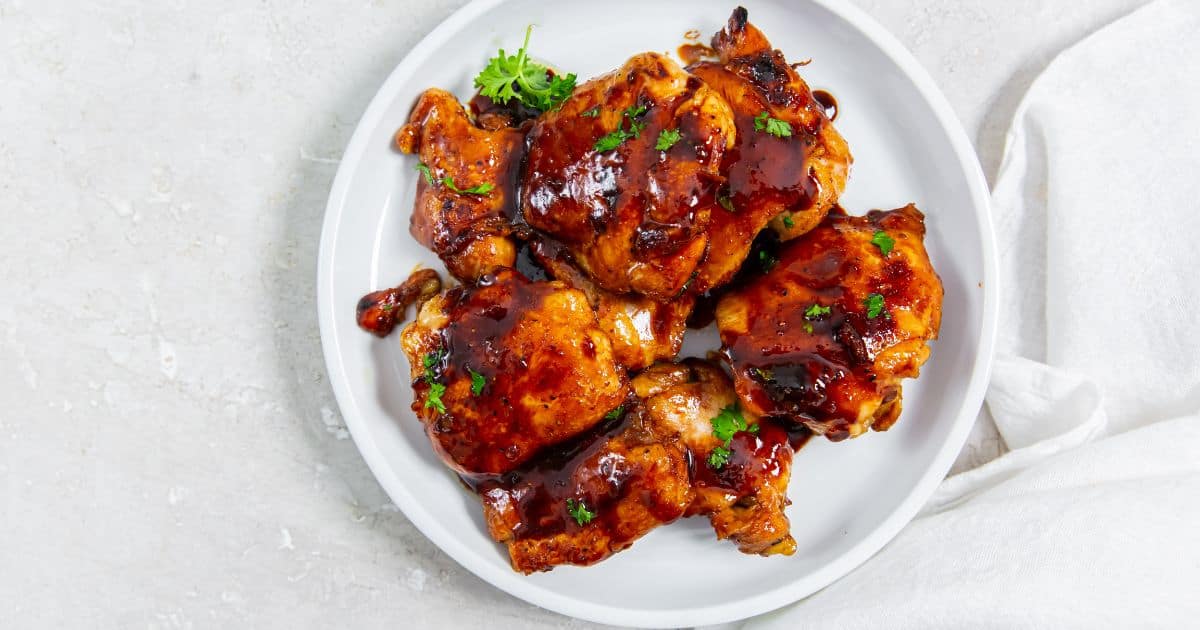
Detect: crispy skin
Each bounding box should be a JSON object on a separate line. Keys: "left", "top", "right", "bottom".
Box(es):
{"left": 530, "top": 241, "right": 693, "bottom": 371}
{"left": 521, "top": 53, "right": 735, "bottom": 301}
{"left": 399, "top": 269, "right": 627, "bottom": 475}
{"left": 396, "top": 88, "right": 524, "bottom": 282}
{"left": 477, "top": 405, "right": 692, "bottom": 574}
{"left": 686, "top": 7, "right": 852, "bottom": 292}
{"left": 716, "top": 205, "right": 943, "bottom": 440}
{"left": 633, "top": 360, "right": 796, "bottom": 556}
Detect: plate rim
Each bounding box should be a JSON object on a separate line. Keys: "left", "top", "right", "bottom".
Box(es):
{"left": 316, "top": 0, "right": 999, "bottom": 626}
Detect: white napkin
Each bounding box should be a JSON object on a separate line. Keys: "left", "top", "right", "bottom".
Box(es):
{"left": 747, "top": 0, "right": 1200, "bottom": 626}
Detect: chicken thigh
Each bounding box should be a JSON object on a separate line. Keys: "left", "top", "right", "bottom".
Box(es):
{"left": 399, "top": 269, "right": 627, "bottom": 475}
{"left": 475, "top": 404, "right": 693, "bottom": 573}
{"left": 715, "top": 205, "right": 943, "bottom": 440}
{"left": 396, "top": 88, "right": 526, "bottom": 282}
{"left": 634, "top": 360, "right": 797, "bottom": 556}
{"left": 687, "top": 7, "right": 852, "bottom": 292}
{"left": 521, "top": 52, "right": 735, "bottom": 301}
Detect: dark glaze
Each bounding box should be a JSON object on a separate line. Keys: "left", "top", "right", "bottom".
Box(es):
{"left": 355, "top": 268, "right": 441, "bottom": 337}
{"left": 520, "top": 53, "right": 728, "bottom": 299}
{"left": 687, "top": 61, "right": 821, "bottom": 221}
{"left": 721, "top": 208, "right": 914, "bottom": 440}
{"left": 692, "top": 419, "right": 791, "bottom": 497}
{"left": 468, "top": 406, "right": 664, "bottom": 541}
{"left": 813, "top": 90, "right": 838, "bottom": 121}
{"left": 419, "top": 269, "right": 625, "bottom": 474}
{"left": 469, "top": 91, "right": 542, "bottom": 131}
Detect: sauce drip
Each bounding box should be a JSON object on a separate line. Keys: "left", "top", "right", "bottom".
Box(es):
{"left": 813, "top": 89, "right": 838, "bottom": 121}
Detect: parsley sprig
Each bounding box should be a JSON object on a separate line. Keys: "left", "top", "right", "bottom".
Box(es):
{"left": 865, "top": 293, "right": 887, "bottom": 319}
{"left": 565, "top": 498, "right": 596, "bottom": 526}
{"left": 594, "top": 105, "right": 648, "bottom": 152}
{"left": 468, "top": 367, "right": 486, "bottom": 396}
{"left": 754, "top": 111, "right": 793, "bottom": 138}
{"left": 473, "top": 26, "right": 577, "bottom": 112}
{"left": 422, "top": 348, "right": 447, "bottom": 414}
{"left": 655, "top": 128, "right": 682, "bottom": 151}
{"left": 414, "top": 163, "right": 493, "bottom": 196}
{"left": 707, "top": 404, "right": 758, "bottom": 469}
{"left": 871, "top": 230, "right": 895, "bottom": 256}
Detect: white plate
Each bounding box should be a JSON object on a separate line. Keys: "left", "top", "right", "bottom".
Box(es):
{"left": 317, "top": 0, "right": 997, "bottom": 626}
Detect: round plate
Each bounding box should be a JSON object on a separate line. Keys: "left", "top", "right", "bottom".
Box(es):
{"left": 317, "top": 0, "right": 997, "bottom": 626}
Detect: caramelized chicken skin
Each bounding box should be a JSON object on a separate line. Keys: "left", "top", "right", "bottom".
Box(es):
{"left": 633, "top": 360, "right": 796, "bottom": 556}
{"left": 399, "top": 269, "right": 627, "bottom": 475}
{"left": 521, "top": 52, "right": 736, "bottom": 301}
{"left": 476, "top": 405, "right": 693, "bottom": 574}
{"left": 529, "top": 241, "right": 694, "bottom": 371}
{"left": 716, "top": 205, "right": 943, "bottom": 440}
{"left": 396, "top": 88, "right": 526, "bottom": 282}
{"left": 686, "top": 8, "right": 852, "bottom": 292}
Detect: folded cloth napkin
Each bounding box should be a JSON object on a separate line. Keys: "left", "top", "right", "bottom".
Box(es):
{"left": 747, "top": 0, "right": 1200, "bottom": 626}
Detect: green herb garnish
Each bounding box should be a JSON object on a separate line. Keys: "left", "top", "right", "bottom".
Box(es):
{"left": 804, "top": 304, "right": 832, "bottom": 320}
{"left": 473, "top": 26, "right": 577, "bottom": 111}
{"left": 707, "top": 446, "right": 731, "bottom": 468}
{"left": 468, "top": 368, "right": 486, "bottom": 396}
{"left": 759, "top": 249, "right": 778, "bottom": 272}
{"left": 865, "top": 293, "right": 886, "bottom": 319}
{"left": 754, "top": 111, "right": 793, "bottom": 138}
{"left": 871, "top": 230, "right": 895, "bottom": 256}
{"left": 655, "top": 128, "right": 682, "bottom": 151}
{"left": 422, "top": 349, "right": 447, "bottom": 413}
{"left": 581, "top": 105, "right": 601, "bottom": 118}
{"left": 566, "top": 498, "right": 596, "bottom": 526}
{"left": 718, "top": 195, "right": 735, "bottom": 212}
{"left": 414, "top": 162, "right": 434, "bottom": 185}
{"left": 593, "top": 105, "right": 649, "bottom": 152}
{"left": 782, "top": 214, "right": 795, "bottom": 229}
{"left": 441, "top": 176, "right": 494, "bottom": 196}
{"left": 604, "top": 405, "right": 625, "bottom": 421}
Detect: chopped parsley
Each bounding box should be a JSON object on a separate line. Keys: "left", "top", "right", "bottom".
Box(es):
{"left": 655, "top": 128, "right": 682, "bottom": 151}
{"left": 425, "top": 382, "right": 447, "bottom": 414}
{"left": 473, "top": 26, "right": 577, "bottom": 111}
{"left": 441, "top": 176, "right": 494, "bottom": 196}
{"left": 468, "top": 368, "right": 486, "bottom": 396}
{"left": 422, "top": 349, "right": 447, "bottom": 414}
{"left": 565, "top": 498, "right": 596, "bottom": 526}
{"left": 758, "top": 249, "right": 778, "bottom": 272}
{"left": 717, "top": 195, "right": 735, "bottom": 212}
{"left": 593, "top": 104, "right": 649, "bottom": 152}
{"left": 804, "top": 303, "right": 832, "bottom": 320}
{"left": 803, "top": 322, "right": 814, "bottom": 334}
{"left": 707, "top": 446, "right": 731, "bottom": 468}
{"left": 754, "top": 111, "right": 793, "bottom": 138}
{"left": 871, "top": 230, "right": 895, "bottom": 256}
{"left": 865, "top": 293, "right": 886, "bottom": 319}
{"left": 603, "top": 405, "right": 625, "bottom": 421}
{"left": 414, "top": 162, "right": 434, "bottom": 185}
{"left": 707, "top": 404, "right": 761, "bottom": 470}
{"left": 782, "top": 214, "right": 795, "bottom": 229}
{"left": 581, "top": 105, "right": 601, "bottom": 118}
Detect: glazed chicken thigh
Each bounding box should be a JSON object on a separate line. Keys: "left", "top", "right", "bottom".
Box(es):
{"left": 475, "top": 404, "right": 693, "bottom": 573}
{"left": 396, "top": 88, "right": 525, "bottom": 282}
{"left": 399, "top": 269, "right": 627, "bottom": 475}
{"left": 716, "top": 205, "right": 943, "bottom": 440}
{"left": 521, "top": 52, "right": 735, "bottom": 301}
{"left": 686, "top": 7, "right": 852, "bottom": 292}
{"left": 633, "top": 360, "right": 797, "bottom": 556}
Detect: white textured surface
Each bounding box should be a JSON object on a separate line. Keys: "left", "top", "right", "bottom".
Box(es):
{"left": 0, "top": 1, "right": 1147, "bottom": 627}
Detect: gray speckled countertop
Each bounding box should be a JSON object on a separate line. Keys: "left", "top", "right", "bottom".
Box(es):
{"left": 0, "top": 1, "right": 1145, "bottom": 627}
